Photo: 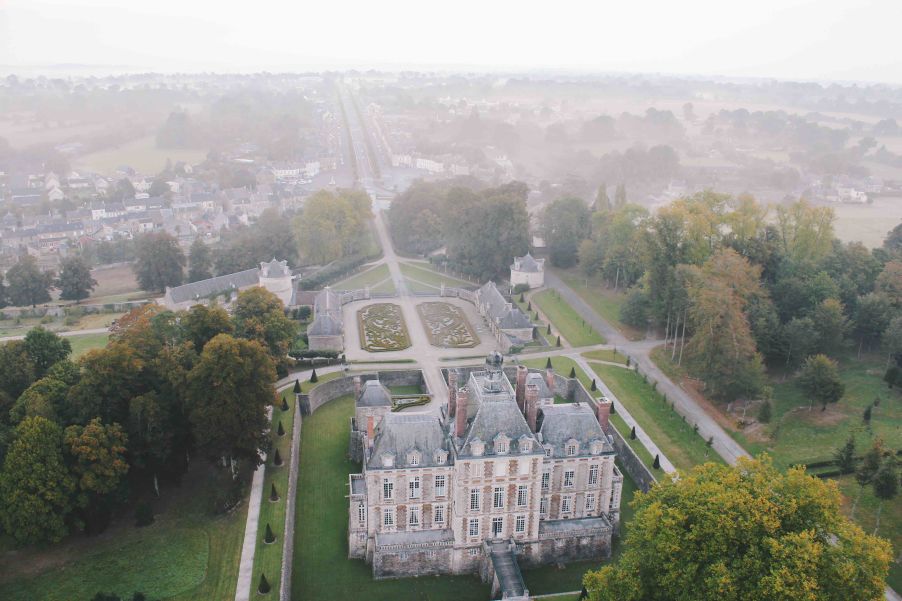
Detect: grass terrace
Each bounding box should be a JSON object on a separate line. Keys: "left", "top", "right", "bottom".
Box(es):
{"left": 333, "top": 264, "right": 391, "bottom": 291}
{"left": 399, "top": 262, "right": 474, "bottom": 290}
{"left": 582, "top": 349, "right": 627, "bottom": 365}
{"left": 532, "top": 289, "right": 605, "bottom": 347}
{"left": 551, "top": 268, "right": 644, "bottom": 341}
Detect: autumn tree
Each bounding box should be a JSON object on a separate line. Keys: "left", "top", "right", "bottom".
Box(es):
{"left": 775, "top": 198, "right": 835, "bottom": 263}
{"left": 64, "top": 418, "right": 129, "bottom": 531}
{"left": 56, "top": 256, "right": 97, "bottom": 301}
{"left": 5, "top": 254, "right": 53, "bottom": 307}
{"left": 181, "top": 304, "right": 234, "bottom": 352}
{"left": 0, "top": 417, "right": 76, "bottom": 543}
{"left": 798, "top": 354, "right": 845, "bottom": 410}
{"left": 187, "top": 237, "right": 213, "bottom": 283}
{"left": 186, "top": 334, "right": 276, "bottom": 467}
{"left": 231, "top": 287, "right": 296, "bottom": 369}
{"left": 293, "top": 189, "right": 371, "bottom": 264}
{"left": 583, "top": 457, "right": 892, "bottom": 601}
{"left": 132, "top": 232, "right": 185, "bottom": 292}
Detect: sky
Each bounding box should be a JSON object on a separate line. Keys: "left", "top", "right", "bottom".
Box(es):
{"left": 1, "top": 0, "right": 901, "bottom": 84}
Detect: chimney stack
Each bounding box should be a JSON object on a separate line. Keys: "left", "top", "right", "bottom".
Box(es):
{"left": 367, "top": 415, "right": 375, "bottom": 448}
{"left": 455, "top": 386, "right": 469, "bottom": 438}
{"left": 545, "top": 365, "right": 555, "bottom": 395}
{"left": 515, "top": 365, "right": 528, "bottom": 413}
{"left": 595, "top": 398, "right": 612, "bottom": 433}
{"left": 526, "top": 383, "right": 539, "bottom": 433}
{"left": 354, "top": 375, "right": 362, "bottom": 399}
{"left": 448, "top": 370, "right": 459, "bottom": 417}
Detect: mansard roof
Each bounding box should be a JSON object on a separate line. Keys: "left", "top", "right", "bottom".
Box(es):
{"left": 526, "top": 371, "right": 553, "bottom": 399}
{"left": 537, "top": 404, "right": 612, "bottom": 458}
{"left": 367, "top": 413, "right": 450, "bottom": 469}
{"left": 307, "top": 312, "right": 342, "bottom": 336}
{"left": 458, "top": 391, "right": 541, "bottom": 458}
{"left": 260, "top": 257, "right": 291, "bottom": 278}
{"left": 357, "top": 379, "right": 392, "bottom": 408}
{"left": 511, "top": 252, "right": 543, "bottom": 273}
{"left": 477, "top": 281, "right": 532, "bottom": 330}
{"left": 165, "top": 267, "right": 260, "bottom": 304}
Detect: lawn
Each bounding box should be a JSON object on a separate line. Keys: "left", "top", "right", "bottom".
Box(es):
{"left": 589, "top": 364, "right": 721, "bottom": 472}
{"left": 291, "top": 394, "right": 491, "bottom": 600}
{"left": 523, "top": 356, "right": 594, "bottom": 391}
{"left": 582, "top": 349, "right": 627, "bottom": 365}
{"left": 68, "top": 332, "right": 110, "bottom": 358}
{"left": 0, "top": 465, "right": 246, "bottom": 601}
{"left": 334, "top": 264, "right": 391, "bottom": 291}
{"left": 399, "top": 262, "right": 474, "bottom": 290}
{"left": 532, "top": 289, "right": 605, "bottom": 347}
{"left": 552, "top": 268, "right": 644, "bottom": 341}
{"left": 74, "top": 135, "right": 208, "bottom": 175}
{"left": 251, "top": 388, "right": 297, "bottom": 598}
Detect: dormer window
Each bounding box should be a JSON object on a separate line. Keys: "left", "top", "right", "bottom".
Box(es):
{"left": 566, "top": 439, "right": 579, "bottom": 457}
{"left": 381, "top": 453, "right": 395, "bottom": 468}
{"left": 494, "top": 434, "right": 509, "bottom": 455}
{"left": 590, "top": 440, "right": 603, "bottom": 455}
{"left": 471, "top": 439, "right": 485, "bottom": 457}
{"left": 408, "top": 450, "right": 421, "bottom": 466}
{"left": 519, "top": 437, "right": 533, "bottom": 453}
{"left": 434, "top": 449, "right": 448, "bottom": 465}
{"left": 544, "top": 444, "right": 553, "bottom": 458}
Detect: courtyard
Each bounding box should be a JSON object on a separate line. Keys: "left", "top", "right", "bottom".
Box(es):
{"left": 417, "top": 301, "right": 479, "bottom": 348}
{"left": 357, "top": 303, "right": 411, "bottom": 352}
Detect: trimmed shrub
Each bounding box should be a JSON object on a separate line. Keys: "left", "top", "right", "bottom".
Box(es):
{"left": 590, "top": 379, "right": 597, "bottom": 391}
{"left": 273, "top": 448, "right": 283, "bottom": 466}
{"left": 264, "top": 523, "right": 276, "bottom": 544}
{"left": 293, "top": 379, "right": 301, "bottom": 393}
{"left": 270, "top": 483, "right": 279, "bottom": 502}
{"left": 277, "top": 421, "right": 285, "bottom": 436}
{"left": 310, "top": 369, "right": 318, "bottom": 384}
{"left": 281, "top": 396, "right": 289, "bottom": 412}
{"left": 258, "top": 572, "right": 271, "bottom": 594}
{"left": 568, "top": 367, "right": 576, "bottom": 378}
{"left": 652, "top": 454, "right": 661, "bottom": 469}
{"left": 545, "top": 357, "right": 552, "bottom": 369}
{"left": 629, "top": 425, "right": 636, "bottom": 440}
{"left": 555, "top": 335, "right": 561, "bottom": 347}
{"left": 546, "top": 323, "right": 551, "bottom": 335}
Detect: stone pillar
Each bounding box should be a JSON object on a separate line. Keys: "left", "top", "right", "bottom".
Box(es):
{"left": 448, "top": 369, "right": 459, "bottom": 417}
{"left": 545, "top": 366, "right": 555, "bottom": 394}
{"left": 526, "top": 384, "right": 539, "bottom": 433}
{"left": 456, "top": 387, "right": 469, "bottom": 438}
{"left": 354, "top": 375, "right": 362, "bottom": 399}
{"left": 515, "top": 365, "right": 528, "bottom": 413}
{"left": 595, "top": 398, "right": 612, "bottom": 433}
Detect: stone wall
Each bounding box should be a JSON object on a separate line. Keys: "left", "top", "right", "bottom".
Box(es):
{"left": 279, "top": 396, "right": 303, "bottom": 601}
{"left": 300, "top": 369, "right": 426, "bottom": 415}
{"left": 607, "top": 424, "right": 656, "bottom": 493}
{"left": 373, "top": 545, "right": 454, "bottom": 579}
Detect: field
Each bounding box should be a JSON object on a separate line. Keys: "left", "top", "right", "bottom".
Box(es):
{"left": 830, "top": 196, "right": 902, "bottom": 249}
{"left": 68, "top": 331, "right": 111, "bottom": 358}
{"left": 532, "top": 289, "right": 605, "bottom": 347}
{"left": 551, "top": 268, "right": 644, "bottom": 341}
{"left": 357, "top": 303, "right": 411, "bottom": 352}
{"left": 582, "top": 349, "right": 627, "bottom": 365}
{"left": 251, "top": 388, "right": 298, "bottom": 597}
{"left": 399, "top": 262, "right": 474, "bottom": 291}
{"left": 74, "top": 135, "right": 208, "bottom": 175}
{"left": 89, "top": 264, "right": 143, "bottom": 300}
{"left": 0, "top": 312, "right": 121, "bottom": 339}
{"left": 0, "top": 464, "right": 246, "bottom": 601}
{"left": 417, "top": 301, "right": 478, "bottom": 348}
{"left": 291, "top": 394, "right": 490, "bottom": 600}
{"left": 334, "top": 264, "right": 391, "bottom": 291}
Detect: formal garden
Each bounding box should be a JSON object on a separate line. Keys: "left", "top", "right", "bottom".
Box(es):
{"left": 417, "top": 301, "right": 478, "bottom": 348}
{"left": 357, "top": 303, "right": 411, "bottom": 352}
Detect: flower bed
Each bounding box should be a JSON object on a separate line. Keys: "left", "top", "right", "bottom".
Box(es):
{"left": 357, "top": 303, "right": 411, "bottom": 352}
{"left": 416, "top": 302, "right": 477, "bottom": 348}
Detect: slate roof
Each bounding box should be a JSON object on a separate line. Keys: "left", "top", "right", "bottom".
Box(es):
{"left": 526, "top": 372, "right": 552, "bottom": 399}
{"left": 511, "top": 252, "right": 543, "bottom": 273}
{"left": 477, "top": 282, "right": 532, "bottom": 330}
{"left": 307, "top": 312, "right": 342, "bottom": 336}
{"left": 537, "top": 404, "right": 612, "bottom": 458}
{"left": 260, "top": 258, "right": 291, "bottom": 278}
{"left": 166, "top": 268, "right": 260, "bottom": 304}
{"left": 367, "top": 413, "right": 450, "bottom": 470}
{"left": 357, "top": 379, "right": 392, "bottom": 408}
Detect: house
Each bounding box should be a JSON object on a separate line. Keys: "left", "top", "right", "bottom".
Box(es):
{"left": 159, "top": 258, "right": 294, "bottom": 311}
{"left": 510, "top": 253, "right": 544, "bottom": 289}
{"left": 474, "top": 282, "right": 534, "bottom": 352}
{"left": 307, "top": 287, "right": 344, "bottom": 352}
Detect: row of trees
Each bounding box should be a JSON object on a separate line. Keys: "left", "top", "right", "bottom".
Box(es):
{"left": 573, "top": 192, "right": 902, "bottom": 402}
{"left": 0, "top": 287, "right": 296, "bottom": 544}
{"left": 0, "top": 255, "right": 97, "bottom": 308}
{"left": 389, "top": 180, "right": 530, "bottom": 280}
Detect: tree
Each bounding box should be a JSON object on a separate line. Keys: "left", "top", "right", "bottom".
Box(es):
{"left": 629, "top": 426, "right": 636, "bottom": 440}
{"left": 186, "top": 334, "right": 275, "bottom": 467}
{"left": 835, "top": 435, "right": 856, "bottom": 475}
{"left": 310, "top": 368, "right": 318, "bottom": 384}
{"left": 64, "top": 418, "right": 129, "bottom": 502}
{"left": 294, "top": 190, "right": 371, "bottom": 264}
{"left": 757, "top": 400, "right": 772, "bottom": 423}
{"left": 583, "top": 457, "right": 892, "bottom": 601}
{"left": 811, "top": 298, "right": 848, "bottom": 356}
{"left": 542, "top": 196, "right": 592, "bottom": 268}
{"left": 0, "top": 417, "right": 76, "bottom": 543}
{"left": 56, "top": 256, "right": 97, "bottom": 302}
{"left": 852, "top": 293, "right": 891, "bottom": 351}
{"left": 264, "top": 522, "right": 276, "bottom": 544}
{"left": 871, "top": 457, "right": 899, "bottom": 534}
{"left": 258, "top": 572, "right": 271, "bottom": 594}
{"left": 23, "top": 327, "right": 71, "bottom": 378}
{"left": 875, "top": 261, "right": 902, "bottom": 309}
{"left": 187, "top": 238, "right": 213, "bottom": 283}
{"left": 132, "top": 232, "right": 185, "bottom": 292}
{"left": 614, "top": 183, "right": 627, "bottom": 208}
{"left": 854, "top": 439, "right": 885, "bottom": 516}
{"left": 775, "top": 199, "right": 835, "bottom": 263}
{"left": 652, "top": 454, "right": 660, "bottom": 469}
{"left": 231, "top": 287, "right": 297, "bottom": 367}
{"left": 0, "top": 340, "right": 36, "bottom": 404}
{"left": 5, "top": 255, "right": 53, "bottom": 307}
{"left": 181, "top": 304, "right": 233, "bottom": 352}
{"left": 593, "top": 184, "right": 611, "bottom": 213}
{"left": 68, "top": 345, "right": 145, "bottom": 425}
{"left": 883, "top": 315, "right": 902, "bottom": 366}
{"left": 798, "top": 354, "right": 844, "bottom": 410}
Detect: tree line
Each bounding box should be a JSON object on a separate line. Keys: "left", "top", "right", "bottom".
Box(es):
{"left": 0, "top": 287, "right": 296, "bottom": 544}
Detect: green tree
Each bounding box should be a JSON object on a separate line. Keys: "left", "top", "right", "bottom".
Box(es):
{"left": 64, "top": 418, "right": 129, "bottom": 507}
{"left": 542, "top": 196, "right": 592, "bottom": 268}
{"left": 5, "top": 255, "right": 53, "bottom": 307}
{"left": 852, "top": 293, "right": 891, "bottom": 351}
{"left": 294, "top": 190, "right": 371, "bottom": 264}
{"left": 68, "top": 345, "right": 145, "bottom": 425}
{"left": 186, "top": 334, "right": 275, "bottom": 467}
{"left": 23, "top": 326, "right": 71, "bottom": 378}
{"left": 798, "top": 354, "right": 844, "bottom": 410}
{"left": 593, "top": 184, "right": 611, "bottom": 213}
{"left": 132, "top": 232, "right": 185, "bottom": 293}
{"left": 871, "top": 457, "right": 898, "bottom": 534}
{"left": 187, "top": 237, "right": 213, "bottom": 283}
{"left": 231, "top": 287, "right": 297, "bottom": 368}
{"left": 811, "top": 298, "right": 848, "bottom": 357}
{"left": 775, "top": 198, "right": 835, "bottom": 263}
{"left": 875, "top": 260, "right": 902, "bottom": 309}
{"left": 0, "top": 416, "right": 76, "bottom": 543}
{"left": 614, "top": 183, "right": 627, "bottom": 208}
{"left": 782, "top": 315, "right": 820, "bottom": 367}
{"left": 834, "top": 435, "right": 856, "bottom": 474}
{"left": 0, "top": 340, "right": 36, "bottom": 408}
{"left": 583, "top": 457, "right": 892, "bottom": 601}
{"left": 181, "top": 304, "right": 234, "bottom": 352}
{"left": 56, "top": 256, "right": 97, "bottom": 302}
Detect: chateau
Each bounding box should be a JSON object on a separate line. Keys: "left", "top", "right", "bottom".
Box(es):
{"left": 160, "top": 257, "right": 294, "bottom": 311}
{"left": 347, "top": 353, "right": 623, "bottom": 597}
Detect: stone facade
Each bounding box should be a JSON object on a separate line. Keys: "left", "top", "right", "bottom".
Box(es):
{"left": 348, "top": 354, "right": 621, "bottom": 588}
{"left": 510, "top": 253, "right": 545, "bottom": 289}
{"left": 160, "top": 257, "right": 294, "bottom": 311}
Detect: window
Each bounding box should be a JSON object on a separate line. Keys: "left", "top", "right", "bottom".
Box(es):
{"left": 409, "top": 506, "right": 420, "bottom": 527}
{"left": 540, "top": 497, "right": 548, "bottom": 516}
{"left": 520, "top": 438, "right": 532, "bottom": 453}
{"left": 517, "top": 485, "right": 528, "bottom": 507}
{"left": 493, "top": 486, "right": 505, "bottom": 509}
{"left": 544, "top": 445, "right": 552, "bottom": 458}
{"left": 588, "top": 464, "right": 599, "bottom": 486}
{"left": 383, "top": 507, "right": 395, "bottom": 527}
{"left": 468, "top": 517, "right": 480, "bottom": 537}
{"left": 496, "top": 439, "right": 508, "bottom": 454}
{"left": 409, "top": 476, "right": 421, "bottom": 499}
{"left": 434, "top": 504, "right": 445, "bottom": 524}
{"left": 491, "top": 516, "right": 503, "bottom": 537}
{"left": 562, "top": 495, "right": 572, "bottom": 514}
{"left": 357, "top": 503, "right": 366, "bottom": 525}
{"left": 470, "top": 488, "right": 481, "bottom": 511}
{"left": 566, "top": 443, "right": 577, "bottom": 457}
{"left": 586, "top": 494, "right": 596, "bottom": 512}
{"left": 468, "top": 547, "right": 479, "bottom": 557}
{"left": 435, "top": 475, "right": 446, "bottom": 497}
{"left": 515, "top": 514, "right": 526, "bottom": 533}
{"left": 383, "top": 478, "right": 394, "bottom": 501}
{"left": 408, "top": 451, "right": 420, "bottom": 466}
{"left": 563, "top": 470, "right": 575, "bottom": 488}
{"left": 541, "top": 472, "right": 550, "bottom": 491}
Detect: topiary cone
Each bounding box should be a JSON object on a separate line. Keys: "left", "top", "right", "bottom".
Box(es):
{"left": 258, "top": 572, "right": 271, "bottom": 594}
{"left": 555, "top": 336, "right": 561, "bottom": 347}
{"left": 273, "top": 448, "right": 283, "bottom": 466}
{"left": 546, "top": 323, "right": 551, "bottom": 335}
{"left": 568, "top": 367, "right": 576, "bottom": 378}
{"left": 292, "top": 379, "right": 301, "bottom": 393}
{"left": 277, "top": 421, "right": 285, "bottom": 436}
{"left": 629, "top": 425, "right": 636, "bottom": 440}
{"left": 652, "top": 454, "right": 661, "bottom": 469}
{"left": 310, "top": 369, "right": 318, "bottom": 384}
{"left": 270, "top": 483, "right": 279, "bottom": 502}
{"left": 281, "top": 396, "right": 289, "bottom": 411}
{"left": 264, "top": 523, "right": 276, "bottom": 544}
{"left": 590, "top": 379, "right": 597, "bottom": 391}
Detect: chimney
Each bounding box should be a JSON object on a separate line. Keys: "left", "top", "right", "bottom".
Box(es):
{"left": 455, "top": 386, "right": 469, "bottom": 438}
{"left": 595, "top": 398, "right": 612, "bottom": 433}
{"left": 354, "top": 375, "right": 362, "bottom": 398}
{"left": 545, "top": 365, "right": 555, "bottom": 394}
{"left": 448, "top": 370, "right": 459, "bottom": 417}
{"left": 367, "top": 414, "right": 375, "bottom": 448}
{"left": 526, "top": 383, "right": 539, "bottom": 433}
{"left": 515, "top": 365, "right": 528, "bottom": 413}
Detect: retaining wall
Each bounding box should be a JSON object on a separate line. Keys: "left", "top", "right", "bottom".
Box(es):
{"left": 279, "top": 395, "right": 303, "bottom": 601}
